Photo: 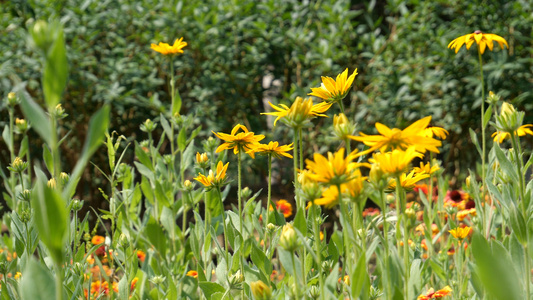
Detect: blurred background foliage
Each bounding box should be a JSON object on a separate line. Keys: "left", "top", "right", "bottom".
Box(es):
{"left": 1, "top": 0, "right": 532, "bottom": 207}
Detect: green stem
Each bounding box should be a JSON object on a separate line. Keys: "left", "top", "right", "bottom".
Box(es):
{"left": 478, "top": 51, "right": 490, "bottom": 239}
{"left": 298, "top": 127, "right": 307, "bottom": 294}
{"left": 293, "top": 128, "right": 300, "bottom": 210}
{"left": 55, "top": 264, "right": 63, "bottom": 300}
{"left": 395, "top": 175, "right": 409, "bottom": 299}
{"left": 337, "top": 184, "right": 351, "bottom": 279}
{"left": 311, "top": 205, "right": 325, "bottom": 300}
{"left": 525, "top": 244, "right": 531, "bottom": 299}
{"left": 237, "top": 150, "right": 245, "bottom": 290}
{"left": 217, "top": 188, "right": 230, "bottom": 273}
{"left": 291, "top": 252, "right": 301, "bottom": 299}
{"left": 379, "top": 189, "right": 391, "bottom": 299}
{"left": 344, "top": 137, "right": 351, "bottom": 155}
{"left": 264, "top": 154, "right": 272, "bottom": 252}
{"left": 338, "top": 100, "right": 345, "bottom": 114}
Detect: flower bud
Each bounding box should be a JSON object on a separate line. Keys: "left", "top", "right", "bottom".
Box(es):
{"left": 333, "top": 113, "right": 355, "bottom": 140}
{"left": 386, "top": 194, "right": 395, "bottom": 204}
{"left": 240, "top": 187, "right": 252, "bottom": 200}
{"left": 9, "top": 157, "right": 27, "bottom": 173}
{"left": 250, "top": 280, "right": 272, "bottom": 300}
{"left": 266, "top": 223, "right": 278, "bottom": 234}
{"left": 309, "top": 285, "right": 320, "bottom": 299}
{"left": 203, "top": 136, "right": 219, "bottom": 153}
{"left": 18, "top": 189, "right": 31, "bottom": 202}
{"left": 19, "top": 210, "right": 31, "bottom": 223}
{"left": 7, "top": 92, "right": 18, "bottom": 106}
{"left": 486, "top": 91, "right": 500, "bottom": 106}
{"left": 465, "top": 176, "right": 471, "bottom": 189}
{"left": 15, "top": 118, "right": 29, "bottom": 133}
{"left": 163, "top": 154, "right": 173, "bottom": 165}
{"left": 279, "top": 223, "right": 299, "bottom": 252}
{"left": 183, "top": 180, "right": 193, "bottom": 190}
{"left": 59, "top": 172, "right": 69, "bottom": 186}
{"left": 140, "top": 119, "right": 156, "bottom": 132}
{"left": 54, "top": 104, "right": 68, "bottom": 119}
{"left": 229, "top": 270, "right": 244, "bottom": 289}
{"left": 72, "top": 199, "right": 83, "bottom": 211}
{"left": 149, "top": 275, "right": 166, "bottom": 285}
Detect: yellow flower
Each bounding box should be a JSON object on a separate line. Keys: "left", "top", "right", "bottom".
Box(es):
{"left": 196, "top": 152, "right": 209, "bottom": 164}
{"left": 308, "top": 68, "right": 358, "bottom": 103}
{"left": 413, "top": 161, "right": 440, "bottom": 175}
{"left": 344, "top": 168, "right": 367, "bottom": 201}
{"left": 304, "top": 148, "right": 369, "bottom": 186}
{"left": 419, "top": 126, "right": 448, "bottom": 140}
{"left": 369, "top": 146, "right": 424, "bottom": 176}
{"left": 388, "top": 170, "right": 430, "bottom": 191}
{"left": 262, "top": 96, "right": 332, "bottom": 127}
{"left": 492, "top": 124, "right": 533, "bottom": 143}
{"left": 212, "top": 124, "right": 265, "bottom": 158}
{"left": 448, "top": 31, "right": 508, "bottom": 54}
{"left": 150, "top": 37, "right": 187, "bottom": 55}
{"left": 314, "top": 185, "right": 341, "bottom": 208}
{"left": 449, "top": 226, "right": 471, "bottom": 240}
{"left": 194, "top": 161, "right": 229, "bottom": 189}
{"left": 248, "top": 141, "right": 293, "bottom": 159}
{"left": 349, "top": 116, "right": 442, "bottom": 156}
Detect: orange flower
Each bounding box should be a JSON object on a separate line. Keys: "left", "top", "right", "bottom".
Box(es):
{"left": 136, "top": 250, "right": 146, "bottom": 263}
{"left": 187, "top": 270, "right": 198, "bottom": 278}
{"left": 91, "top": 235, "right": 105, "bottom": 245}
{"left": 417, "top": 286, "right": 452, "bottom": 299}
{"left": 270, "top": 199, "right": 293, "bottom": 218}
{"left": 362, "top": 207, "right": 380, "bottom": 217}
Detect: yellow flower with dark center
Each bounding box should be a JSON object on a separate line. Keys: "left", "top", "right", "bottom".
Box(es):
{"left": 369, "top": 147, "right": 424, "bottom": 176}
{"left": 194, "top": 161, "right": 229, "bottom": 189}
{"left": 349, "top": 116, "right": 442, "bottom": 156}
{"left": 413, "top": 161, "right": 440, "bottom": 175}
{"left": 449, "top": 226, "right": 471, "bottom": 240}
{"left": 150, "top": 37, "right": 187, "bottom": 55}
{"left": 448, "top": 31, "right": 508, "bottom": 54}
{"left": 212, "top": 124, "right": 265, "bottom": 158}
{"left": 262, "top": 97, "right": 332, "bottom": 127}
{"left": 387, "top": 170, "right": 430, "bottom": 191}
{"left": 248, "top": 141, "right": 293, "bottom": 159}
{"left": 492, "top": 124, "right": 533, "bottom": 143}
{"left": 308, "top": 68, "right": 358, "bottom": 103}
{"left": 305, "top": 148, "right": 369, "bottom": 186}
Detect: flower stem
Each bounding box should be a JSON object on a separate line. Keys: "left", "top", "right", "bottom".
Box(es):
{"left": 264, "top": 154, "right": 272, "bottom": 252}
{"left": 395, "top": 175, "right": 409, "bottom": 299}
{"left": 237, "top": 151, "right": 245, "bottom": 282}
{"left": 379, "top": 189, "right": 391, "bottom": 299}
{"left": 337, "top": 184, "right": 351, "bottom": 279}
{"left": 217, "top": 187, "right": 230, "bottom": 273}
{"left": 312, "top": 204, "right": 325, "bottom": 300}
{"left": 291, "top": 252, "right": 301, "bottom": 299}
{"left": 478, "top": 51, "right": 490, "bottom": 239}
{"left": 293, "top": 128, "right": 300, "bottom": 210}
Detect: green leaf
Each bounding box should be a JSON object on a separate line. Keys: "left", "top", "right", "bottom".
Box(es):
{"left": 471, "top": 232, "right": 522, "bottom": 300}
{"left": 199, "top": 282, "right": 225, "bottom": 299}
{"left": 43, "top": 145, "right": 54, "bottom": 175}
{"left": 2, "top": 126, "right": 12, "bottom": 153}
{"left": 351, "top": 252, "right": 370, "bottom": 299}
{"left": 19, "top": 135, "right": 28, "bottom": 158}
{"left": 63, "top": 104, "right": 109, "bottom": 199}
{"left": 135, "top": 141, "right": 154, "bottom": 171}
{"left": 494, "top": 145, "right": 519, "bottom": 183}
{"left": 172, "top": 89, "right": 182, "bottom": 116}
{"left": 469, "top": 128, "right": 482, "bottom": 157}
{"left": 483, "top": 105, "right": 493, "bottom": 129}
{"left": 293, "top": 209, "right": 307, "bottom": 236}
{"left": 19, "top": 92, "right": 52, "bottom": 146}
{"left": 178, "top": 127, "right": 187, "bottom": 152}
{"left": 20, "top": 259, "right": 56, "bottom": 300}
{"left": 159, "top": 113, "right": 172, "bottom": 141}
{"left": 42, "top": 22, "right": 68, "bottom": 109}
{"left": 31, "top": 170, "right": 67, "bottom": 265}
{"left": 509, "top": 204, "right": 527, "bottom": 246}
{"left": 144, "top": 217, "right": 167, "bottom": 256}
{"left": 251, "top": 242, "right": 272, "bottom": 277}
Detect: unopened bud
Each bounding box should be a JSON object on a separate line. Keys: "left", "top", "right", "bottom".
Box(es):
{"left": 250, "top": 280, "right": 272, "bottom": 300}
{"left": 72, "top": 199, "right": 83, "bottom": 211}
{"left": 7, "top": 92, "right": 18, "bottom": 106}
{"left": 9, "top": 157, "right": 27, "bottom": 173}
{"left": 15, "top": 118, "right": 29, "bottom": 133}
{"left": 309, "top": 285, "right": 320, "bottom": 299}
{"left": 279, "top": 223, "right": 299, "bottom": 252}
{"left": 240, "top": 187, "right": 252, "bottom": 200}
{"left": 149, "top": 275, "right": 166, "bottom": 285}
{"left": 54, "top": 104, "right": 67, "bottom": 119}
{"left": 140, "top": 119, "right": 156, "bottom": 132}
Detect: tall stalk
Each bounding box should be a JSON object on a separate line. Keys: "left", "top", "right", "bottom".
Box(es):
{"left": 311, "top": 204, "right": 325, "bottom": 300}
{"left": 264, "top": 154, "right": 272, "bottom": 252}
{"left": 395, "top": 175, "right": 409, "bottom": 298}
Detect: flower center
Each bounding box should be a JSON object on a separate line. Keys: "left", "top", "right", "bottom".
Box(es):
{"left": 474, "top": 30, "right": 482, "bottom": 34}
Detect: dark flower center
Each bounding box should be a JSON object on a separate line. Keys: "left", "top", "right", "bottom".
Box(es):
{"left": 474, "top": 30, "right": 482, "bottom": 34}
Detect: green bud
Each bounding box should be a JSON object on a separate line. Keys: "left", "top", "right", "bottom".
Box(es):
{"left": 279, "top": 223, "right": 299, "bottom": 252}
{"left": 7, "top": 92, "right": 18, "bottom": 106}
{"left": 140, "top": 119, "right": 156, "bottom": 133}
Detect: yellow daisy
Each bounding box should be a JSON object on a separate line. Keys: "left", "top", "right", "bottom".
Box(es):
{"left": 262, "top": 97, "right": 332, "bottom": 127}
{"left": 448, "top": 31, "right": 508, "bottom": 54}
{"left": 248, "top": 141, "right": 293, "bottom": 159}
{"left": 449, "top": 226, "right": 472, "bottom": 240}
{"left": 413, "top": 161, "right": 440, "bottom": 175}
{"left": 212, "top": 124, "right": 265, "bottom": 158}
{"left": 304, "top": 148, "right": 369, "bottom": 186}
{"left": 350, "top": 116, "right": 442, "bottom": 156}
{"left": 369, "top": 146, "right": 424, "bottom": 176}
{"left": 150, "top": 37, "right": 188, "bottom": 55}
{"left": 492, "top": 124, "right": 533, "bottom": 143}
{"left": 308, "top": 68, "right": 358, "bottom": 103}
{"left": 194, "top": 161, "right": 229, "bottom": 189}
{"left": 387, "top": 170, "right": 430, "bottom": 191}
